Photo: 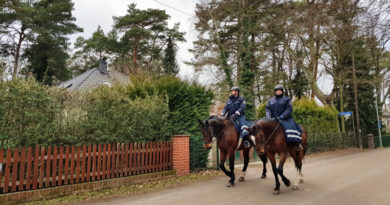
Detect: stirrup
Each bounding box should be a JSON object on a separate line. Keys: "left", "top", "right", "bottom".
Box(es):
{"left": 244, "top": 140, "right": 250, "bottom": 148}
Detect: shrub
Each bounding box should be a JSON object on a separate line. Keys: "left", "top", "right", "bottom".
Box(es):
{"left": 190, "top": 136, "right": 209, "bottom": 170}
{"left": 79, "top": 86, "right": 170, "bottom": 144}
{"left": 124, "top": 75, "right": 214, "bottom": 169}
{"left": 0, "top": 79, "right": 64, "bottom": 148}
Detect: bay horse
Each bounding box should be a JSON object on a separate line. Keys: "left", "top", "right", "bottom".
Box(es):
{"left": 248, "top": 119, "right": 308, "bottom": 195}
{"left": 199, "top": 115, "right": 268, "bottom": 187}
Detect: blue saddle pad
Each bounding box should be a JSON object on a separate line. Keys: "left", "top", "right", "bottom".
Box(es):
{"left": 280, "top": 118, "right": 302, "bottom": 143}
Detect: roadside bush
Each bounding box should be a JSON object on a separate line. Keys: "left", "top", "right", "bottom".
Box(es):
{"left": 0, "top": 79, "right": 64, "bottom": 148}
{"left": 79, "top": 86, "right": 170, "bottom": 144}
{"left": 0, "top": 78, "right": 171, "bottom": 148}
{"left": 124, "top": 75, "right": 214, "bottom": 169}
{"left": 190, "top": 136, "right": 209, "bottom": 170}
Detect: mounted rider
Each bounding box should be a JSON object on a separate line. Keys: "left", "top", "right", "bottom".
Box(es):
{"left": 221, "top": 86, "right": 255, "bottom": 149}
{"left": 266, "top": 84, "right": 303, "bottom": 151}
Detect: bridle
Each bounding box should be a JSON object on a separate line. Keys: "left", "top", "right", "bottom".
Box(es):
{"left": 204, "top": 126, "right": 216, "bottom": 146}
{"left": 204, "top": 119, "right": 230, "bottom": 147}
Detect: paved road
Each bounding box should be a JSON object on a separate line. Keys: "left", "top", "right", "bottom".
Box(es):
{"left": 81, "top": 148, "right": 390, "bottom": 205}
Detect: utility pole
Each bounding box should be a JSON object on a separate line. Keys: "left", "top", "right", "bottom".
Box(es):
{"left": 375, "top": 87, "right": 383, "bottom": 147}
{"left": 352, "top": 52, "right": 362, "bottom": 149}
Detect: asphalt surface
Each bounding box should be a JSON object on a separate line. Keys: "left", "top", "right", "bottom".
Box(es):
{"left": 80, "top": 148, "right": 390, "bottom": 205}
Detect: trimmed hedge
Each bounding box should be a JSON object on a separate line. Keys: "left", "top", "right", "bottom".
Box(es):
{"left": 122, "top": 75, "right": 214, "bottom": 170}
{"left": 0, "top": 79, "right": 64, "bottom": 148}
{"left": 0, "top": 79, "right": 171, "bottom": 148}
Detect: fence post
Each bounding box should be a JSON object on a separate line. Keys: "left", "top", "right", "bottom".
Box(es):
{"left": 367, "top": 134, "right": 374, "bottom": 149}
{"left": 172, "top": 135, "right": 190, "bottom": 176}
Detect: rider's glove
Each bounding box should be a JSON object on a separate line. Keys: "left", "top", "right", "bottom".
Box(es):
{"left": 277, "top": 115, "right": 285, "bottom": 121}
{"left": 230, "top": 113, "right": 238, "bottom": 119}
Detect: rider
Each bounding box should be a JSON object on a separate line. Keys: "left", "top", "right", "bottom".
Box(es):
{"left": 221, "top": 86, "right": 255, "bottom": 149}
{"left": 266, "top": 84, "right": 303, "bottom": 151}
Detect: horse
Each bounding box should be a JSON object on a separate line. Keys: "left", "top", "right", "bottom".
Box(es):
{"left": 199, "top": 115, "right": 268, "bottom": 187}
{"left": 247, "top": 119, "right": 308, "bottom": 195}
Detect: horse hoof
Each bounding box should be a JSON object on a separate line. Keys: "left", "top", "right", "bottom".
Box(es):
{"left": 261, "top": 175, "right": 266, "bottom": 179}
{"left": 299, "top": 179, "right": 304, "bottom": 184}
{"left": 273, "top": 190, "right": 280, "bottom": 195}
{"left": 239, "top": 176, "right": 245, "bottom": 182}
{"left": 284, "top": 179, "right": 291, "bottom": 187}
{"left": 226, "top": 182, "right": 234, "bottom": 187}
{"left": 292, "top": 185, "right": 299, "bottom": 190}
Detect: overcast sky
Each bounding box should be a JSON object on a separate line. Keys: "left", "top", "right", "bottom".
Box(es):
{"left": 70, "top": 0, "right": 199, "bottom": 79}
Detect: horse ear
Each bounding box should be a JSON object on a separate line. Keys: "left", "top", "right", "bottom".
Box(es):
{"left": 205, "top": 120, "right": 209, "bottom": 127}
{"left": 198, "top": 119, "right": 204, "bottom": 126}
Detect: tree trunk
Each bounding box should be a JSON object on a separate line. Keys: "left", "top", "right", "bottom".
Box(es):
{"left": 352, "top": 52, "right": 362, "bottom": 149}
{"left": 13, "top": 27, "right": 26, "bottom": 77}
{"left": 132, "top": 37, "right": 140, "bottom": 75}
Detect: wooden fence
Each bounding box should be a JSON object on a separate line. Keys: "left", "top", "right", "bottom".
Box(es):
{"left": 0, "top": 142, "right": 172, "bottom": 194}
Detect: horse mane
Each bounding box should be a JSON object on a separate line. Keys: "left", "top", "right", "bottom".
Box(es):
{"left": 206, "top": 115, "right": 235, "bottom": 136}
{"left": 207, "top": 115, "right": 227, "bottom": 125}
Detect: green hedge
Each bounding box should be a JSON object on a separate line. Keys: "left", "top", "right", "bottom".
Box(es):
{"left": 79, "top": 87, "right": 171, "bottom": 144}
{"left": 0, "top": 79, "right": 171, "bottom": 148}
{"left": 0, "top": 79, "right": 64, "bottom": 148}
{"left": 123, "top": 75, "right": 214, "bottom": 170}
{"left": 256, "top": 98, "right": 340, "bottom": 134}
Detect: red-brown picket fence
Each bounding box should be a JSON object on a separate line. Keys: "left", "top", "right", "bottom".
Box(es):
{"left": 0, "top": 142, "right": 172, "bottom": 194}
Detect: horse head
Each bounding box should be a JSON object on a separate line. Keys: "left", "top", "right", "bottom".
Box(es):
{"left": 199, "top": 118, "right": 214, "bottom": 150}
{"left": 247, "top": 121, "right": 266, "bottom": 156}
{"left": 199, "top": 116, "right": 226, "bottom": 150}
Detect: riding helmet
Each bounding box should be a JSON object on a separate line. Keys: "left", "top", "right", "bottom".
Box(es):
{"left": 274, "top": 84, "right": 284, "bottom": 92}
{"left": 230, "top": 86, "right": 240, "bottom": 92}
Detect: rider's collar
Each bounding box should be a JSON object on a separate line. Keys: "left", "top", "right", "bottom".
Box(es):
{"left": 230, "top": 95, "right": 240, "bottom": 99}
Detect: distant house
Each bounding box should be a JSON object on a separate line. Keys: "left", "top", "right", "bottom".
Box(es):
{"left": 57, "top": 68, "right": 130, "bottom": 91}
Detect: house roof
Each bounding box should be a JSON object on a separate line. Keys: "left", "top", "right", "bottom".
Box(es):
{"left": 57, "top": 68, "right": 130, "bottom": 91}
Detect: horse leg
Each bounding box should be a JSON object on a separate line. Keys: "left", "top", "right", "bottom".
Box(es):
{"left": 268, "top": 153, "right": 281, "bottom": 195}
{"left": 292, "top": 157, "right": 303, "bottom": 190}
{"left": 227, "top": 151, "right": 236, "bottom": 187}
{"left": 277, "top": 152, "right": 291, "bottom": 188}
{"left": 239, "top": 148, "right": 250, "bottom": 182}
{"left": 219, "top": 151, "right": 232, "bottom": 181}
{"left": 260, "top": 153, "right": 267, "bottom": 179}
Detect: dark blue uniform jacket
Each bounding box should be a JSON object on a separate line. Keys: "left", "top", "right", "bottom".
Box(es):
{"left": 221, "top": 95, "right": 246, "bottom": 117}
{"left": 265, "top": 95, "right": 292, "bottom": 120}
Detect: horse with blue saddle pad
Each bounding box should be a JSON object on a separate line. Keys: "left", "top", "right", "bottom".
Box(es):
{"left": 266, "top": 84, "right": 303, "bottom": 151}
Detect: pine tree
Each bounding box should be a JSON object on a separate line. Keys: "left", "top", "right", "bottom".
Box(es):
{"left": 23, "top": 0, "right": 81, "bottom": 85}
{"left": 163, "top": 36, "right": 179, "bottom": 75}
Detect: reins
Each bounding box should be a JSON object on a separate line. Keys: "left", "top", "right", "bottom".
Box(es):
{"left": 261, "top": 120, "right": 281, "bottom": 147}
